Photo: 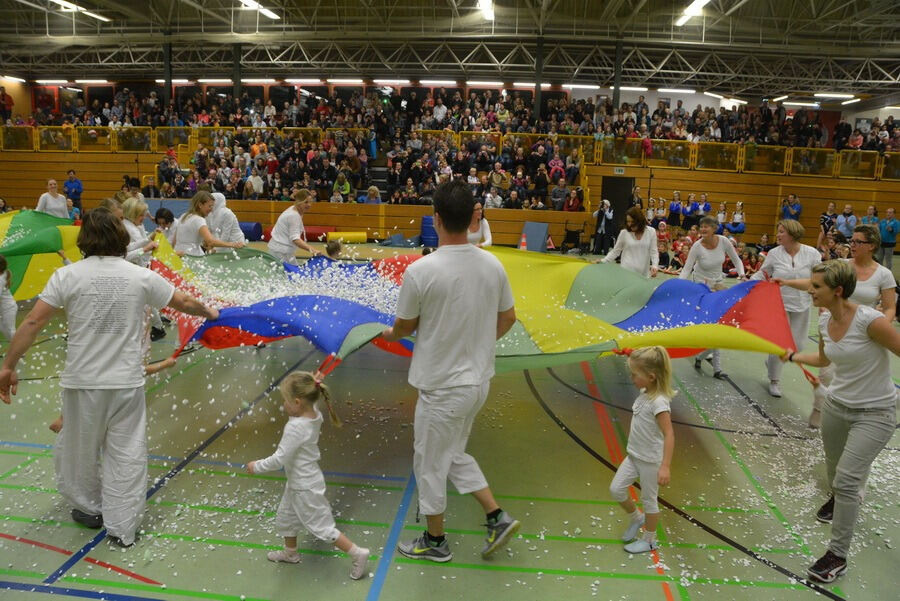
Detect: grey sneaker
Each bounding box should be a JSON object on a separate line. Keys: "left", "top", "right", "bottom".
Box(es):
{"left": 482, "top": 511, "right": 521, "bottom": 558}
{"left": 768, "top": 381, "right": 782, "bottom": 397}
{"left": 621, "top": 513, "right": 645, "bottom": 542}
{"left": 398, "top": 533, "right": 452, "bottom": 563}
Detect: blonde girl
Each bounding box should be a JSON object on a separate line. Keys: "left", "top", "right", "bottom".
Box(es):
{"left": 609, "top": 346, "right": 675, "bottom": 554}
{"left": 173, "top": 191, "right": 245, "bottom": 257}
{"left": 246, "top": 372, "right": 369, "bottom": 579}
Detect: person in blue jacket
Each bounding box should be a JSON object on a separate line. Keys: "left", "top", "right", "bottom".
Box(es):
{"left": 781, "top": 193, "right": 801, "bottom": 220}
{"left": 63, "top": 170, "right": 83, "bottom": 213}
{"left": 878, "top": 207, "right": 898, "bottom": 269}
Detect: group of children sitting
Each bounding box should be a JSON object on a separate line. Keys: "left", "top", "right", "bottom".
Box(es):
{"left": 654, "top": 221, "right": 764, "bottom": 277}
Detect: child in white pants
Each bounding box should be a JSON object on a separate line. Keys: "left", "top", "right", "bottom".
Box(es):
{"left": 609, "top": 346, "right": 676, "bottom": 553}
{"left": 246, "top": 371, "right": 369, "bottom": 580}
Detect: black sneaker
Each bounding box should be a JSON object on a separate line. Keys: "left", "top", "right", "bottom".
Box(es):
{"left": 807, "top": 550, "right": 847, "bottom": 583}
{"left": 816, "top": 496, "right": 835, "bottom": 524}
{"left": 71, "top": 508, "right": 102, "bottom": 529}
{"left": 150, "top": 327, "right": 166, "bottom": 341}
{"left": 108, "top": 534, "right": 137, "bottom": 548}
{"left": 713, "top": 371, "right": 727, "bottom": 380}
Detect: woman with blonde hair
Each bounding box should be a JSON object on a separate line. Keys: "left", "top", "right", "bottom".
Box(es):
{"left": 172, "top": 191, "right": 245, "bottom": 257}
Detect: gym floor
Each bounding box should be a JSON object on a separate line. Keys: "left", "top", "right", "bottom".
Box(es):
{"left": 0, "top": 247, "right": 898, "bottom": 601}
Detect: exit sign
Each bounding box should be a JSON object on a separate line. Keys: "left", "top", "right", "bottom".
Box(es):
{"left": 613, "top": 167, "right": 625, "bottom": 175}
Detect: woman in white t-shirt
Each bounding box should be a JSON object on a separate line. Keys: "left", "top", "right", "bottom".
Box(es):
{"left": 268, "top": 189, "right": 320, "bottom": 264}
{"left": 680, "top": 216, "right": 744, "bottom": 378}
{"left": 0, "top": 255, "right": 17, "bottom": 341}
{"left": 783, "top": 260, "right": 900, "bottom": 584}
{"left": 173, "top": 191, "right": 245, "bottom": 257}
{"left": 602, "top": 206, "right": 658, "bottom": 277}
{"left": 466, "top": 201, "right": 492, "bottom": 247}
{"left": 121, "top": 197, "right": 158, "bottom": 268}
{"left": 0, "top": 207, "right": 219, "bottom": 548}
{"left": 751, "top": 219, "right": 821, "bottom": 398}
{"left": 779, "top": 224, "right": 895, "bottom": 426}
{"left": 36, "top": 179, "right": 70, "bottom": 219}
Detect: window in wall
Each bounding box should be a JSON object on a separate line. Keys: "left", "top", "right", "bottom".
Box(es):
{"left": 269, "top": 85, "right": 296, "bottom": 110}
{"left": 86, "top": 85, "right": 114, "bottom": 112}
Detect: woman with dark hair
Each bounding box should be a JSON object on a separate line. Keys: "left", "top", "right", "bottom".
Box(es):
{"left": 602, "top": 206, "right": 659, "bottom": 277}
{"left": 466, "top": 201, "right": 492, "bottom": 248}
{"left": 783, "top": 260, "right": 900, "bottom": 583}
{"left": 0, "top": 207, "right": 218, "bottom": 548}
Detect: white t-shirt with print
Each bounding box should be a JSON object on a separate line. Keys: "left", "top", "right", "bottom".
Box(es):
{"left": 626, "top": 392, "right": 671, "bottom": 464}
{"left": 396, "top": 244, "right": 514, "bottom": 390}
{"left": 39, "top": 256, "right": 175, "bottom": 389}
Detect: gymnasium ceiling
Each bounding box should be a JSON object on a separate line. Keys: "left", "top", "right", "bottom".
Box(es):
{"left": 1, "top": 0, "right": 899, "bottom": 106}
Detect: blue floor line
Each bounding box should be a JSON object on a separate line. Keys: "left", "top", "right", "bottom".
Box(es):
{"left": 365, "top": 472, "right": 416, "bottom": 601}
{"left": 0, "top": 580, "right": 164, "bottom": 601}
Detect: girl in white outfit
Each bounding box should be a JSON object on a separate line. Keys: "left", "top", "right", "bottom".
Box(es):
{"left": 173, "top": 191, "right": 245, "bottom": 257}
{"left": 36, "top": 179, "right": 70, "bottom": 219}
{"left": 466, "top": 201, "right": 492, "bottom": 247}
{"left": 680, "top": 216, "right": 744, "bottom": 377}
{"left": 750, "top": 219, "right": 821, "bottom": 398}
{"left": 206, "top": 192, "right": 246, "bottom": 246}
{"left": 122, "top": 197, "right": 165, "bottom": 345}
{"left": 268, "top": 189, "right": 320, "bottom": 264}
{"left": 0, "top": 256, "right": 17, "bottom": 341}
{"left": 609, "top": 346, "right": 675, "bottom": 554}
{"left": 784, "top": 260, "right": 900, "bottom": 583}
{"left": 602, "top": 206, "right": 659, "bottom": 277}
{"left": 246, "top": 372, "right": 370, "bottom": 579}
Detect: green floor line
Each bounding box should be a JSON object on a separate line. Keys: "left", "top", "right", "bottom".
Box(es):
{"left": 398, "top": 524, "right": 797, "bottom": 554}
{"left": 675, "top": 376, "right": 812, "bottom": 556}
{"left": 61, "top": 576, "right": 273, "bottom": 601}
{"left": 0, "top": 449, "right": 52, "bottom": 458}
{"left": 0, "top": 482, "right": 56, "bottom": 494}
{"left": 393, "top": 558, "right": 810, "bottom": 590}
{"left": 0, "top": 455, "right": 42, "bottom": 481}
{"left": 0, "top": 568, "right": 46, "bottom": 579}
{"left": 145, "top": 532, "right": 379, "bottom": 560}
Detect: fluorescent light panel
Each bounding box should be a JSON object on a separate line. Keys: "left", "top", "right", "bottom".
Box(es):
{"left": 772, "top": 95, "right": 789, "bottom": 102}
{"left": 564, "top": 84, "right": 600, "bottom": 89}
{"left": 420, "top": 79, "right": 457, "bottom": 85}
{"left": 657, "top": 88, "right": 694, "bottom": 93}
{"left": 74, "top": 79, "right": 107, "bottom": 84}
{"left": 478, "top": 0, "right": 494, "bottom": 20}
{"left": 36, "top": 79, "right": 68, "bottom": 84}
{"left": 242, "top": 78, "right": 276, "bottom": 83}
{"left": 703, "top": 91, "right": 723, "bottom": 99}
{"left": 676, "top": 0, "right": 710, "bottom": 26}
{"left": 259, "top": 8, "right": 279, "bottom": 19}
{"left": 373, "top": 79, "right": 410, "bottom": 84}
{"left": 285, "top": 78, "right": 322, "bottom": 83}
{"left": 1, "top": 75, "right": 26, "bottom": 83}
{"left": 198, "top": 78, "right": 232, "bottom": 83}
{"left": 813, "top": 93, "right": 854, "bottom": 98}
{"left": 726, "top": 98, "right": 747, "bottom": 105}
{"left": 155, "top": 79, "right": 190, "bottom": 83}
{"left": 841, "top": 98, "right": 860, "bottom": 105}
{"left": 327, "top": 78, "right": 363, "bottom": 84}
{"left": 466, "top": 80, "right": 503, "bottom": 86}
{"left": 238, "top": 0, "right": 279, "bottom": 19}
{"left": 49, "top": 0, "right": 110, "bottom": 22}
{"left": 884, "top": 106, "right": 900, "bottom": 110}
{"left": 784, "top": 102, "right": 819, "bottom": 107}
{"left": 613, "top": 86, "right": 648, "bottom": 91}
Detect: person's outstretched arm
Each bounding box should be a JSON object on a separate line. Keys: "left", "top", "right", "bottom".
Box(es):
{"left": 0, "top": 300, "right": 57, "bottom": 402}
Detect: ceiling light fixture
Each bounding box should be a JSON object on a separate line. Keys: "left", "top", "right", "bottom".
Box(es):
{"left": 612, "top": 86, "right": 649, "bottom": 92}
{"left": 242, "top": 78, "right": 276, "bottom": 83}
{"left": 813, "top": 93, "right": 854, "bottom": 98}
{"left": 36, "top": 79, "right": 69, "bottom": 84}
{"left": 327, "top": 78, "right": 363, "bottom": 84}
{"left": 49, "top": 0, "right": 111, "bottom": 22}
{"left": 564, "top": 84, "right": 600, "bottom": 90}
{"left": 373, "top": 79, "right": 410, "bottom": 85}
{"left": 155, "top": 79, "right": 190, "bottom": 83}
{"left": 703, "top": 91, "right": 724, "bottom": 99}
{"left": 420, "top": 79, "right": 458, "bottom": 86}
{"left": 198, "top": 78, "right": 232, "bottom": 83}
{"left": 841, "top": 98, "right": 861, "bottom": 105}
{"left": 74, "top": 79, "right": 108, "bottom": 84}
{"left": 886, "top": 106, "right": 900, "bottom": 110}
{"left": 1, "top": 75, "right": 26, "bottom": 83}
{"left": 772, "top": 95, "right": 789, "bottom": 102}
{"left": 478, "top": 0, "right": 494, "bottom": 20}
{"left": 784, "top": 102, "right": 819, "bottom": 107}
{"left": 285, "top": 78, "right": 322, "bottom": 84}
{"left": 466, "top": 80, "right": 503, "bottom": 86}
{"left": 657, "top": 88, "right": 695, "bottom": 94}
{"left": 726, "top": 98, "right": 748, "bottom": 105}
{"left": 675, "top": 0, "right": 710, "bottom": 27}
{"left": 237, "top": 0, "right": 279, "bottom": 20}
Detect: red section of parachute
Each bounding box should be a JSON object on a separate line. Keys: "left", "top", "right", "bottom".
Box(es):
{"left": 371, "top": 336, "right": 414, "bottom": 357}
{"left": 371, "top": 254, "right": 423, "bottom": 285}
{"left": 718, "top": 280, "right": 796, "bottom": 351}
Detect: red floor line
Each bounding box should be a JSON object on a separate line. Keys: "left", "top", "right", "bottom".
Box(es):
{"left": 0, "top": 532, "right": 162, "bottom": 585}
{"left": 578, "top": 362, "right": 676, "bottom": 601}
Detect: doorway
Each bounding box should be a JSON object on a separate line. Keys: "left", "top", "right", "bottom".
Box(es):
{"left": 600, "top": 176, "right": 635, "bottom": 230}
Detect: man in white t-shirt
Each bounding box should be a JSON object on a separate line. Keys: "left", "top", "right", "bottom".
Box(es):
{"left": 0, "top": 208, "right": 219, "bottom": 548}
{"left": 382, "top": 179, "right": 519, "bottom": 563}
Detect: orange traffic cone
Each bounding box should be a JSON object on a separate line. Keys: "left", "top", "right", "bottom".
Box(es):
{"left": 519, "top": 232, "right": 528, "bottom": 250}
{"left": 546, "top": 235, "right": 555, "bottom": 250}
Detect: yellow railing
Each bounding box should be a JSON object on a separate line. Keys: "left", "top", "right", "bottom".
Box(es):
{"left": 646, "top": 139, "right": 691, "bottom": 169}
{"left": 742, "top": 144, "right": 788, "bottom": 175}
{"left": 695, "top": 142, "right": 740, "bottom": 172}
{"left": 1, "top": 126, "right": 35, "bottom": 151}
{"left": 76, "top": 126, "right": 114, "bottom": 152}
{"left": 837, "top": 150, "right": 880, "bottom": 179}
{"left": 787, "top": 147, "right": 836, "bottom": 177}
{"left": 2, "top": 125, "right": 900, "bottom": 184}
{"left": 883, "top": 153, "right": 900, "bottom": 181}
{"left": 36, "top": 126, "right": 75, "bottom": 152}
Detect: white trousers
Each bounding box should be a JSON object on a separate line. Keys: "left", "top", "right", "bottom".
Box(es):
{"left": 274, "top": 484, "right": 340, "bottom": 543}
{"left": 413, "top": 382, "right": 491, "bottom": 515}
{"left": 55, "top": 387, "right": 148, "bottom": 545}
{"left": 767, "top": 308, "right": 811, "bottom": 382}
{"left": 0, "top": 297, "right": 16, "bottom": 341}
{"left": 268, "top": 246, "right": 298, "bottom": 265}
{"left": 609, "top": 455, "right": 661, "bottom": 514}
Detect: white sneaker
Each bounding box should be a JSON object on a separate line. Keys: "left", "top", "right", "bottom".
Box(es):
{"left": 349, "top": 547, "right": 370, "bottom": 580}
{"left": 768, "top": 381, "right": 782, "bottom": 397}
{"left": 621, "top": 513, "right": 645, "bottom": 542}
{"left": 624, "top": 537, "right": 658, "bottom": 554}
{"left": 267, "top": 548, "right": 301, "bottom": 564}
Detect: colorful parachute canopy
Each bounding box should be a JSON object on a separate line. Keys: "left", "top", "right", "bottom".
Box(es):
{"left": 0, "top": 210, "right": 78, "bottom": 301}
{"left": 151, "top": 240, "right": 794, "bottom": 373}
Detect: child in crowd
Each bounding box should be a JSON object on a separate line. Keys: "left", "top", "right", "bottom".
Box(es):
{"left": 609, "top": 346, "right": 675, "bottom": 553}
{"left": 66, "top": 198, "right": 81, "bottom": 222}
{"left": 0, "top": 255, "right": 17, "bottom": 342}
{"left": 656, "top": 239, "right": 671, "bottom": 271}
{"left": 746, "top": 250, "right": 763, "bottom": 275}
{"left": 49, "top": 357, "right": 177, "bottom": 433}
{"left": 687, "top": 224, "right": 700, "bottom": 243}
{"left": 325, "top": 240, "right": 342, "bottom": 260}
{"left": 245, "top": 371, "right": 370, "bottom": 579}
{"left": 837, "top": 243, "right": 851, "bottom": 259}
